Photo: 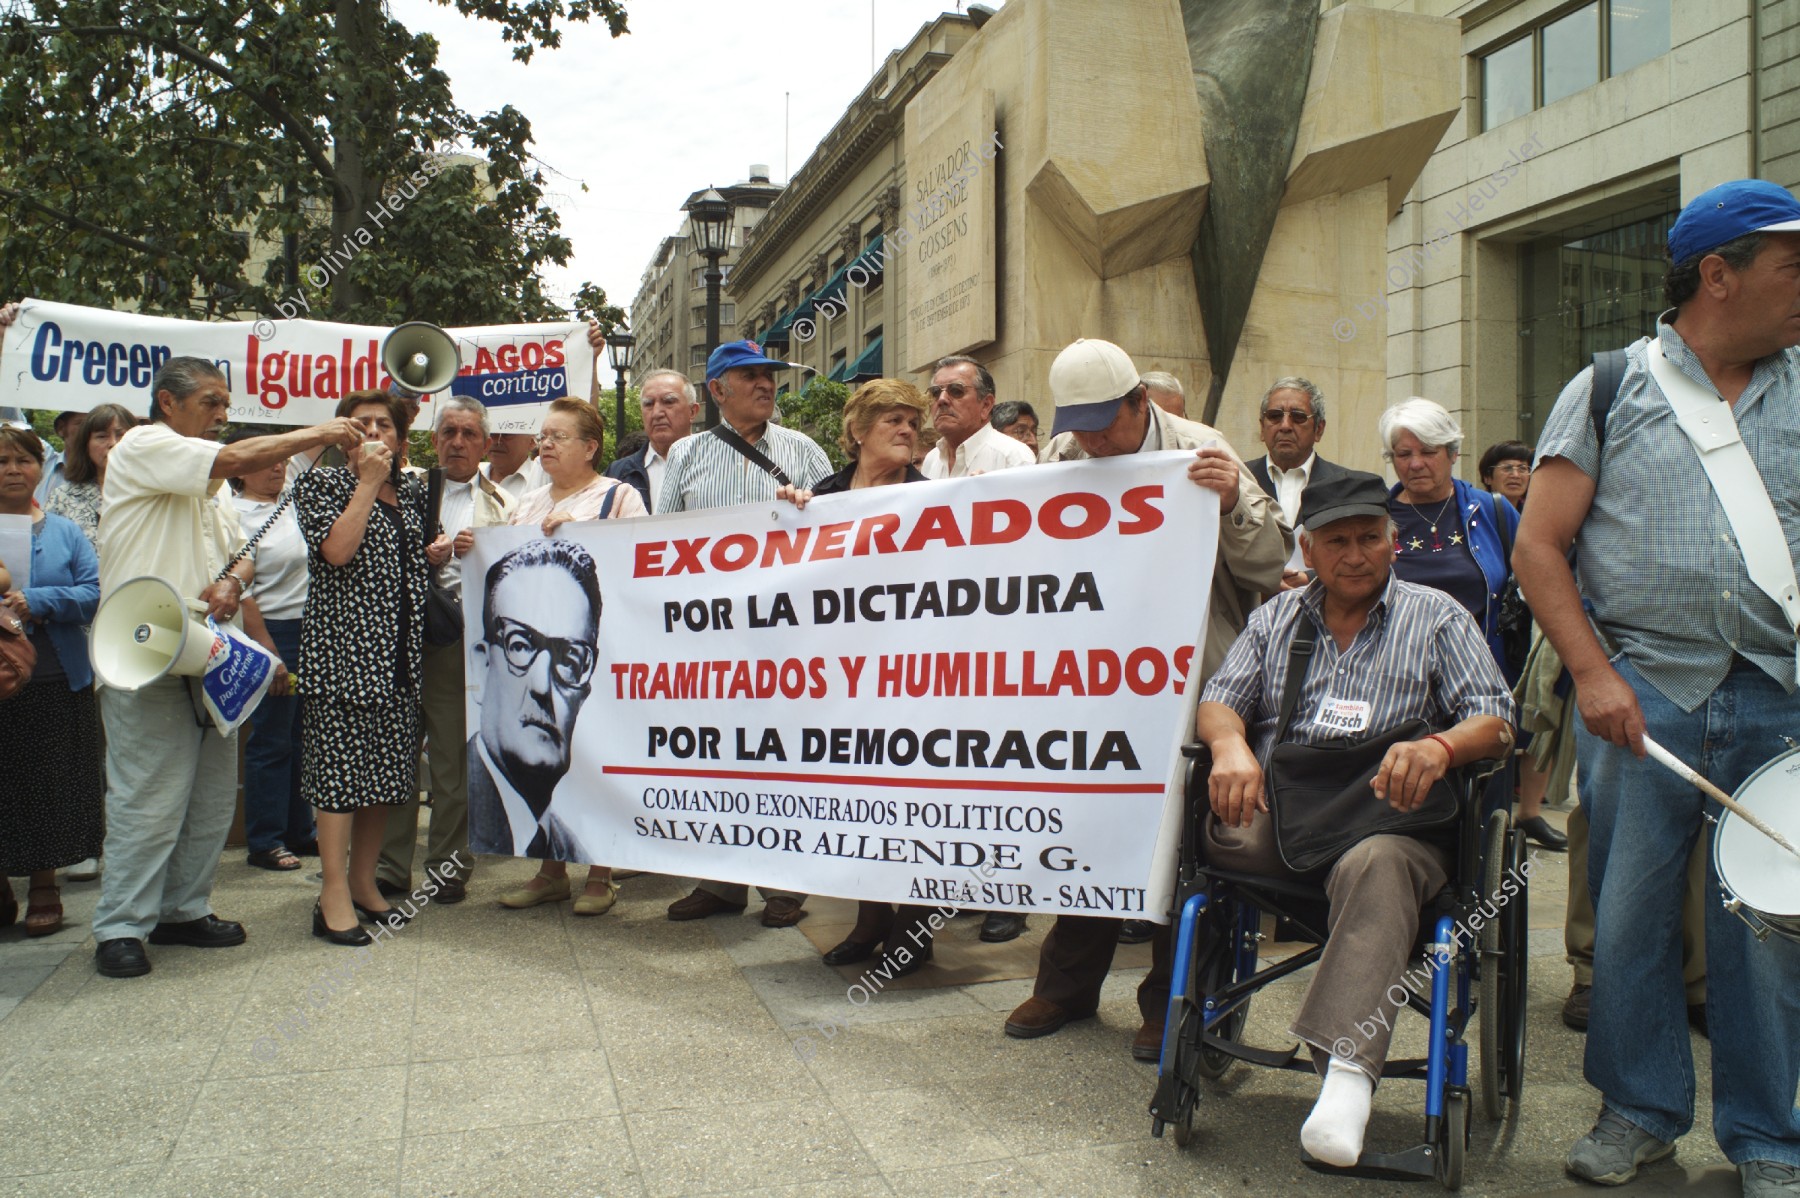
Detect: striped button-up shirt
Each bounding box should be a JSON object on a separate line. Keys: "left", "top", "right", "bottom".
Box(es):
{"left": 658, "top": 424, "right": 834, "bottom": 513}
{"left": 1535, "top": 318, "right": 1800, "bottom": 711}
{"left": 1203, "top": 575, "right": 1514, "bottom": 769}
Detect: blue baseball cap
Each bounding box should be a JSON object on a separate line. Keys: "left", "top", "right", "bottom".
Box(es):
{"left": 1668, "top": 179, "right": 1800, "bottom": 265}
{"left": 705, "top": 339, "right": 799, "bottom": 383}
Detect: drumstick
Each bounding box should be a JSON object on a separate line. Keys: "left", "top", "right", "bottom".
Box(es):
{"left": 1642, "top": 735, "right": 1800, "bottom": 863}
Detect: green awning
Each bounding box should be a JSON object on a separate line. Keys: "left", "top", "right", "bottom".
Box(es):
{"left": 847, "top": 336, "right": 883, "bottom": 382}
{"left": 760, "top": 308, "right": 796, "bottom": 347}
{"left": 828, "top": 357, "right": 850, "bottom": 382}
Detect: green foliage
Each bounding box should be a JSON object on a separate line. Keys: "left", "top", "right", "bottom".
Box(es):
{"left": 779, "top": 378, "right": 851, "bottom": 470}
{"left": 598, "top": 384, "right": 643, "bottom": 466}
{"left": 0, "top": 1, "right": 630, "bottom": 329}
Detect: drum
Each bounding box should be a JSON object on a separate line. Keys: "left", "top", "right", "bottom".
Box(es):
{"left": 1712, "top": 748, "right": 1800, "bottom": 944}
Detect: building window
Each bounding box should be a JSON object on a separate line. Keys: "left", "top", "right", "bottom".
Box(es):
{"left": 1479, "top": 0, "right": 1669, "bottom": 131}
{"left": 1540, "top": 4, "right": 1599, "bottom": 107}
{"left": 1481, "top": 37, "right": 1534, "bottom": 131}
{"left": 865, "top": 325, "right": 882, "bottom": 347}
{"left": 830, "top": 349, "right": 847, "bottom": 376}
{"left": 1609, "top": 0, "right": 1671, "bottom": 75}
{"left": 1515, "top": 207, "right": 1675, "bottom": 441}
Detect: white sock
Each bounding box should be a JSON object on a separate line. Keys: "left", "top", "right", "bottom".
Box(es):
{"left": 1301, "top": 1058, "right": 1375, "bottom": 1167}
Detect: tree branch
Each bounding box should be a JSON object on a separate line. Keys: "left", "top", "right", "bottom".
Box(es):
{"left": 0, "top": 184, "right": 171, "bottom": 256}
{"left": 48, "top": 22, "right": 352, "bottom": 210}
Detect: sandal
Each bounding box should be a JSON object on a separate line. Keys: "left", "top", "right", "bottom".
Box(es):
{"left": 247, "top": 846, "right": 304, "bottom": 871}
{"left": 24, "top": 885, "right": 62, "bottom": 938}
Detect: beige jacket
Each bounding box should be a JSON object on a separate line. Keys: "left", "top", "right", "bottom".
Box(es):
{"left": 1042, "top": 404, "right": 1292, "bottom": 677}
{"left": 471, "top": 470, "right": 514, "bottom": 530}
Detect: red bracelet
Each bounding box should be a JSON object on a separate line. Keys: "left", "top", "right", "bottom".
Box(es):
{"left": 1425, "top": 734, "right": 1456, "bottom": 766}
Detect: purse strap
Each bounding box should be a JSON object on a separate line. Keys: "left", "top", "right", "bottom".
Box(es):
{"left": 709, "top": 424, "right": 793, "bottom": 487}
{"left": 1274, "top": 609, "right": 1320, "bottom": 740}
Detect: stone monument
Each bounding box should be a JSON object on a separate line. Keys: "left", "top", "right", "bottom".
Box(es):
{"left": 901, "top": 0, "right": 1460, "bottom": 470}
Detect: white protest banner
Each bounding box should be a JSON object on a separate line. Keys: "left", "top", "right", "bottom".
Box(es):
{"left": 0, "top": 298, "right": 592, "bottom": 432}
{"left": 463, "top": 454, "right": 1216, "bottom": 921}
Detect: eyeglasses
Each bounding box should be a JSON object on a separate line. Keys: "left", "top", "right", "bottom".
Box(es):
{"left": 534, "top": 431, "right": 587, "bottom": 445}
{"left": 488, "top": 618, "right": 597, "bottom": 689}
{"left": 927, "top": 382, "right": 980, "bottom": 400}
{"left": 1489, "top": 462, "right": 1531, "bottom": 476}
{"left": 1261, "top": 407, "right": 1314, "bottom": 426}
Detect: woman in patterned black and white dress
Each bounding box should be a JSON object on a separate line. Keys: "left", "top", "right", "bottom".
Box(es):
{"left": 294, "top": 390, "right": 447, "bottom": 946}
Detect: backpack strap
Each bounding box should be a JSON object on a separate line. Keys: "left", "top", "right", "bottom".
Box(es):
{"left": 1589, "top": 348, "right": 1629, "bottom": 445}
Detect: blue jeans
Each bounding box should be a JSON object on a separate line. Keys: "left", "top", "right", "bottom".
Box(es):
{"left": 1578, "top": 655, "right": 1800, "bottom": 1166}
{"left": 242, "top": 618, "right": 312, "bottom": 854}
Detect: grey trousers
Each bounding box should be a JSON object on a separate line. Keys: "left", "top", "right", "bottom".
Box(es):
{"left": 379, "top": 642, "right": 470, "bottom": 887}
{"left": 92, "top": 678, "right": 239, "bottom": 943}
{"left": 1206, "top": 811, "right": 1450, "bottom": 1080}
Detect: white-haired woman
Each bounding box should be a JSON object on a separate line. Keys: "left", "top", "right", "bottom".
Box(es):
{"left": 1378, "top": 398, "right": 1519, "bottom": 675}
{"left": 1380, "top": 398, "right": 1521, "bottom": 824}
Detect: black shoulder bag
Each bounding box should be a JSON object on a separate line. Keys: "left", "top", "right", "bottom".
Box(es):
{"left": 709, "top": 424, "right": 793, "bottom": 486}
{"left": 1264, "top": 612, "right": 1461, "bottom": 875}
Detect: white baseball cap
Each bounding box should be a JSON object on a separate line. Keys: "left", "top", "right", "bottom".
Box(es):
{"left": 1049, "top": 339, "right": 1140, "bottom": 432}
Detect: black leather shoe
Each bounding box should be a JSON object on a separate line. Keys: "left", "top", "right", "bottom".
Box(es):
{"left": 885, "top": 935, "right": 933, "bottom": 978}
{"left": 313, "top": 903, "right": 373, "bottom": 946}
{"left": 148, "top": 914, "right": 246, "bottom": 947}
{"left": 353, "top": 900, "right": 412, "bottom": 930}
{"left": 822, "top": 937, "right": 881, "bottom": 967}
{"left": 1517, "top": 815, "right": 1568, "bottom": 851}
{"left": 95, "top": 938, "right": 151, "bottom": 977}
{"left": 432, "top": 875, "right": 467, "bottom": 905}
{"left": 979, "top": 913, "right": 1028, "bottom": 943}
{"left": 1118, "top": 919, "right": 1156, "bottom": 945}
{"left": 376, "top": 878, "right": 409, "bottom": 899}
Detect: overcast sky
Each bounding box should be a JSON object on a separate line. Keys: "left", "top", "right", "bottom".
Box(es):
{"left": 390, "top": 0, "right": 988, "bottom": 320}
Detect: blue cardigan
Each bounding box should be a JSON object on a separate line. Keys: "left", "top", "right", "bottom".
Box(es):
{"left": 1387, "top": 476, "right": 1519, "bottom": 678}
{"left": 18, "top": 512, "right": 100, "bottom": 690}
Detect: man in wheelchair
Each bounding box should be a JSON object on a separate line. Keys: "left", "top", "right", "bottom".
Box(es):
{"left": 1193, "top": 470, "right": 1514, "bottom": 1167}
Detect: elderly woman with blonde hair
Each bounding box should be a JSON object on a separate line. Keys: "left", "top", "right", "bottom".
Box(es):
{"left": 776, "top": 378, "right": 947, "bottom": 975}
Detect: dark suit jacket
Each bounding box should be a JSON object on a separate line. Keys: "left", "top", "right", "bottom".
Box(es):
{"left": 604, "top": 449, "right": 651, "bottom": 510}
{"left": 466, "top": 739, "right": 586, "bottom": 861}
{"left": 1245, "top": 453, "right": 1351, "bottom": 521}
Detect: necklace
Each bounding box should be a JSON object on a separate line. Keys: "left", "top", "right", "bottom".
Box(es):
{"left": 1415, "top": 493, "right": 1455, "bottom": 534}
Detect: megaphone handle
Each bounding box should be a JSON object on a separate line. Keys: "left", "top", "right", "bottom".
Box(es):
{"left": 185, "top": 599, "right": 210, "bottom": 615}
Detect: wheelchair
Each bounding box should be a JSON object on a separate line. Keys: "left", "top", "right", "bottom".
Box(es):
{"left": 1148, "top": 744, "right": 1530, "bottom": 1190}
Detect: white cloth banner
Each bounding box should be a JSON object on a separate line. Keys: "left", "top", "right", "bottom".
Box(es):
{"left": 462, "top": 454, "right": 1217, "bottom": 921}
{"left": 0, "top": 298, "right": 592, "bottom": 432}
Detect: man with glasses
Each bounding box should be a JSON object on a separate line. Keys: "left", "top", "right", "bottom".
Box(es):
{"left": 919, "top": 356, "right": 1037, "bottom": 478}
{"left": 1246, "top": 377, "right": 1349, "bottom": 591}
{"left": 467, "top": 539, "right": 603, "bottom": 861}
{"left": 657, "top": 340, "right": 829, "bottom": 926}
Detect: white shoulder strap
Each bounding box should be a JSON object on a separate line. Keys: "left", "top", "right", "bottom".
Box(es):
{"left": 1646, "top": 342, "right": 1800, "bottom": 671}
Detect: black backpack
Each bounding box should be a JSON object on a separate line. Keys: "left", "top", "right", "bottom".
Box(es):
{"left": 1589, "top": 348, "right": 1631, "bottom": 444}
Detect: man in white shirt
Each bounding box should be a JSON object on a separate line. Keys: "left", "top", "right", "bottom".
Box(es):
{"left": 90, "top": 356, "right": 360, "bottom": 978}
{"left": 1244, "top": 377, "right": 1348, "bottom": 591}
{"left": 482, "top": 432, "right": 548, "bottom": 500}
{"left": 379, "top": 397, "right": 514, "bottom": 903}
{"left": 919, "top": 356, "right": 1038, "bottom": 478}
{"left": 605, "top": 369, "right": 697, "bottom": 513}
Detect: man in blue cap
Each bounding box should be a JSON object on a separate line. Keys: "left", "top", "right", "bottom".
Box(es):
{"left": 1516, "top": 179, "right": 1800, "bottom": 1194}
{"left": 657, "top": 339, "right": 830, "bottom": 927}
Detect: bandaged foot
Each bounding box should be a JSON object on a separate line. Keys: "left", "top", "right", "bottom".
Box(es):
{"left": 1301, "top": 1058, "right": 1374, "bottom": 1167}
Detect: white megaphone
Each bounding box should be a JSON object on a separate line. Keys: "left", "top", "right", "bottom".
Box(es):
{"left": 380, "top": 321, "right": 461, "bottom": 399}
{"left": 91, "top": 576, "right": 221, "bottom": 691}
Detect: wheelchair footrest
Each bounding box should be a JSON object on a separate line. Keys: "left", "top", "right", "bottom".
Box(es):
{"left": 1300, "top": 1142, "right": 1438, "bottom": 1182}
{"left": 1201, "top": 1034, "right": 1307, "bottom": 1070}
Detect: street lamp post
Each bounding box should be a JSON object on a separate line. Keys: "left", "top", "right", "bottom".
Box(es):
{"left": 684, "top": 188, "right": 734, "bottom": 428}
{"left": 605, "top": 329, "right": 635, "bottom": 463}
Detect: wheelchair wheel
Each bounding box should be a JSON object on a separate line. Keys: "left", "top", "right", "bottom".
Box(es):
{"left": 1438, "top": 1088, "right": 1469, "bottom": 1190}
{"left": 1501, "top": 826, "right": 1529, "bottom": 1106}
{"left": 1477, "top": 812, "right": 1527, "bottom": 1120}
{"left": 1477, "top": 812, "right": 1506, "bottom": 1120}
{"left": 1194, "top": 899, "right": 1251, "bottom": 1081}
